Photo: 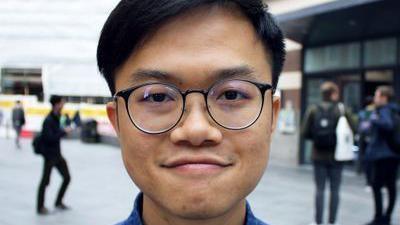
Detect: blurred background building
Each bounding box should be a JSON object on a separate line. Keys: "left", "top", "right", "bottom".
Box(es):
{"left": 0, "top": 0, "right": 120, "bottom": 139}
{"left": 0, "top": 0, "right": 116, "bottom": 103}
{"left": 274, "top": 0, "right": 400, "bottom": 164}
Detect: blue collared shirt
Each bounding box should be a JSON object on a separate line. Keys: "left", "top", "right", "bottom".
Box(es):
{"left": 116, "top": 193, "right": 268, "bottom": 225}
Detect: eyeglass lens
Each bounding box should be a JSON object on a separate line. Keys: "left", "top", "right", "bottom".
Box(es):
{"left": 126, "top": 80, "right": 264, "bottom": 133}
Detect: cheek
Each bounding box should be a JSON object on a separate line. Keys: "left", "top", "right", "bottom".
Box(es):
{"left": 247, "top": 106, "right": 272, "bottom": 169}
{"left": 231, "top": 109, "right": 272, "bottom": 183}
{"left": 117, "top": 107, "right": 162, "bottom": 187}
{"left": 239, "top": 125, "right": 270, "bottom": 168}
{"left": 120, "top": 128, "right": 148, "bottom": 182}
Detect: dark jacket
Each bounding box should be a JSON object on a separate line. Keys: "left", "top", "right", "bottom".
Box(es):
{"left": 12, "top": 107, "right": 25, "bottom": 128}
{"left": 358, "top": 105, "right": 375, "bottom": 143}
{"left": 364, "top": 103, "right": 400, "bottom": 161}
{"left": 302, "top": 101, "right": 356, "bottom": 162}
{"left": 41, "top": 111, "right": 66, "bottom": 159}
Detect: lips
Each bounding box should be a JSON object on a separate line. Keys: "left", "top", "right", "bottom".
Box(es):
{"left": 161, "top": 156, "right": 233, "bottom": 176}
{"left": 162, "top": 156, "right": 232, "bottom": 168}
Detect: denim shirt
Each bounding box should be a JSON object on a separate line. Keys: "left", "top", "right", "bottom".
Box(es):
{"left": 116, "top": 193, "right": 268, "bottom": 225}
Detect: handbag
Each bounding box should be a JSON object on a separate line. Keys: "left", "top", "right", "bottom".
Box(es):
{"left": 334, "top": 103, "right": 355, "bottom": 161}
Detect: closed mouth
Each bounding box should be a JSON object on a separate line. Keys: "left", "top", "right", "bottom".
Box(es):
{"left": 162, "top": 157, "right": 232, "bottom": 169}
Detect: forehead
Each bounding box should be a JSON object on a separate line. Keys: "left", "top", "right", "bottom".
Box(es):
{"left": 116, "top": 5, "right": 272, "bottom": 88}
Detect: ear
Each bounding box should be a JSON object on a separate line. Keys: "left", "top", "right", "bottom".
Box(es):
{"left": 271, "top": 95, "right": 281, "bottom": 133}
{"left": 106, "top": 101, "right": 119, "bottom": 136}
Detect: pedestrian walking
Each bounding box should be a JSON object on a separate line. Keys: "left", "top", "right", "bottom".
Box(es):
{"left": 364, "top": 86, "right": 399, "bottom": 225}
{"left": 302, "top": 81, "right": 355, "bottom": 225}
{"left": 36, "top": 95, "right": 72, "bottom": 215}
{"left": 72, "top": 110, "right": 81, "bottom": 128}
{"left": 61, "top": 113, "right": 71, "bottom": 127}
{"left": 11, "top": 100, "right": 25, "bottom": 149}
{"left": 0, "top": 108, "right": 3, "bottom": 127}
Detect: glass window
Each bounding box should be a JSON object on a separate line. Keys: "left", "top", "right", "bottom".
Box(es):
{"left": 0, "top": 68, "right": 43, "bottom": 101}
{"left": 364, "top": 70, "right": 394, "bottom": 98}
{"left": 342, "top": 81, "right": 361, "bottom": 113}
{"left": 305, "top": 78, "right": 325, "bottom": 105}
{"left": 398, "top": 37, "right": 400, "bottom": 65}
{"left": 333, "top": 74, "right": 360, "bottom": 113}
{"left": 365, "top": 70, "right": 394, "bottom": 83}
{"left": 305, "top": 42, "right": 360, "bottom": 73}
{"left": 364, "top": 38, "right": 397, "bottom": 67}
{"left": 62, "top": 96, "right": 112, "bottom": 104}
{"left": 302, "top": 78, "right": 328, "bottom": 164}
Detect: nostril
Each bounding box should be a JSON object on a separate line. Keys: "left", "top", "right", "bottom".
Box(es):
{"left": 202, "top": 140, "right": 220, "bottom": 147}
{"left": 170, "top": 121, "right": 222, "bottom": 147}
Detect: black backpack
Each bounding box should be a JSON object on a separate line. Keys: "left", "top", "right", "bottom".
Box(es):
{"left": 387, "top": 109, "right": 400, "bottom": 154}
{"left": 312, "top": 104, "right": 337, "bottom": 151}
{"left": 32, "top": 133, "right": 44, "bottom": 155}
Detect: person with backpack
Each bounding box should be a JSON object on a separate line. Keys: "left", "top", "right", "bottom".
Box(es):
{"left": 302, "top": 81, "right": 355, "bottom": 225}
{"left": 364, "top": 86, "right": 399, "bottom": 225}
{"left": 36, "top": 95, "right": 72, "bottom": 215}
{"left": 11, "top": 100, "right": 26, "bottom": 149}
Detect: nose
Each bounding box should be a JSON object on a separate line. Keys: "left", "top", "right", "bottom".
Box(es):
{"left": 170, "top": 94, "right": 222, "bottom": 147}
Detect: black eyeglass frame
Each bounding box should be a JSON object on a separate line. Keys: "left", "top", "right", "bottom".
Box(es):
{"left": 114, "top": 79, "right": 274, "bottom": 134}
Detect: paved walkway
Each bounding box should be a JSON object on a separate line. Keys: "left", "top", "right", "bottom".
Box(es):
{"left": 0, "top": 137, "right": 399, "bottom": 225}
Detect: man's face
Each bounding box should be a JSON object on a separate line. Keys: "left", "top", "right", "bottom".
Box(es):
{"left": 374, "top": 90, "right": 387, "bottom": 106}
{"left": 107, "top": 6, "right": 280, "bottom": 220}
{"left": 54, "top": 100, "right": 65, "bottom": 115}
{"left": 331, "top": 91, "right": 339, "bottom": 102}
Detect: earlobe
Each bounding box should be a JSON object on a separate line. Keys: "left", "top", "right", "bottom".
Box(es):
{"left": 106, "top": 101, "right": 119, "bottom": 135}
{"left": 271, "top": 96, "right": 281, "bottom": 132}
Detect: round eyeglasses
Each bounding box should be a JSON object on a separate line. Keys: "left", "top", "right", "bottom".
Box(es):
{"left": 114, "top": 79, "right": 273, "bottom": 134}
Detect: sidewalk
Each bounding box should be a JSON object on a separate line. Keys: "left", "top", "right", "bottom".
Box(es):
{"left": 0, "top": 137, "right": 398, "bottom": 225}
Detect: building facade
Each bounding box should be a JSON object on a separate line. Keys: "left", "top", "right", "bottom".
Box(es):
{"left": 0, "top": 0, "right": 118, "bottom": 103}
{"left": 277, "top": 0, "right": 400, "bottom": 163}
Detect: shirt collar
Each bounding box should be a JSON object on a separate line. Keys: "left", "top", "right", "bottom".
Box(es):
{"left": 50, "top": 111, "right": 61, "bottom": 119}
{"left": 119, "top": 193, "right": 268, "bottom": 225}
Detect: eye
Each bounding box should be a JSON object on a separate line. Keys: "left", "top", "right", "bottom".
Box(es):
{"left": 218, "top": 90, "right": 248, "bottom": 101}
{"left": 143, "top": 93, "right": 173, "bottom": 103}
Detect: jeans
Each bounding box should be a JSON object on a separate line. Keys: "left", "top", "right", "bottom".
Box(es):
{"left": 313, "top": 161, "right": 343, "bottom": 224}
{"left": 37, "top": 157, "right": 71, "bottom": 211}
{"left": 369, "top": 158, "right": 398, "bottom": 223}
{"left": 14, "top": 126, "right": 22, "bottom": 147}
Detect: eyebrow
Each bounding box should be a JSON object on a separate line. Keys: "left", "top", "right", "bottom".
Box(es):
{"left": 129, "top": 69, "right": 173, "bottom": 83}
{"left": 215, "top": 66, "right": 257, "bottom": 81}
{"left": 129, "top": 65, "right": 259, "bottom": 84}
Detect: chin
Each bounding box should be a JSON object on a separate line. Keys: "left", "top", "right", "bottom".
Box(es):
{"left": 168, "top": 186, "right": 245, "bottom": 219}
{"left": 170, "top": 199, "right": 231, "bottom": 220}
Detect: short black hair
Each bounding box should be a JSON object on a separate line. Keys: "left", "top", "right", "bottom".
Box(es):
{"left": 49, "top": 95, "right": 63, "bottom": 107}
{"left": 97, "top": 0, "right": 285, "bottom": 95}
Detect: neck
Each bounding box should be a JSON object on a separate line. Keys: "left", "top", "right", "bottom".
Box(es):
{"left": 142, "top": 195, "right": 247, "bottom": 225}
{"left": 52, "top": 109, "right": 60, "bottom": 116}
